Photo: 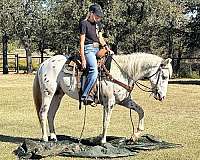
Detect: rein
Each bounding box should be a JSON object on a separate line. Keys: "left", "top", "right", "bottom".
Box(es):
{"left": 102, "top": 64, "right": 134, "bottom": 92}
{"left": 104, "top": 56, "right": 162, "bottom": 94}
{"left": 135, "top": 67, "right": 161, "bottom": 93}
{"left": 135, "top": 81, "right": 152, "bottom": 92}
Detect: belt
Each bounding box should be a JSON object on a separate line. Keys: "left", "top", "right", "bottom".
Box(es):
{"left": 85, "top": 42, "right": 99, "bottom": 48}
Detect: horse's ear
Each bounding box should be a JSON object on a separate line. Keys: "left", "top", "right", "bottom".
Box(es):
{"left": 161, "top": 58, "right": 172, "bottom": 67}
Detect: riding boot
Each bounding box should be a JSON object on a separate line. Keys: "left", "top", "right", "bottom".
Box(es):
{"left": 81, "top": 81, "right": 98, "bottom": 106}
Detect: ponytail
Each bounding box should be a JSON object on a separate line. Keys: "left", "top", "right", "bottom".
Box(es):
{"left": 84, "top": 12, "right": 91, "bottom": 20}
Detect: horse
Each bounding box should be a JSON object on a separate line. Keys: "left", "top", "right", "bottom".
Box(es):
{"left": 33, "top": 53, "right": 172, "bottom": 144}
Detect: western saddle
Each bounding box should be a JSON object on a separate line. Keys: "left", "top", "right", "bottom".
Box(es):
{"left": 64, "top": 49, "right": 133, "bottom": 108}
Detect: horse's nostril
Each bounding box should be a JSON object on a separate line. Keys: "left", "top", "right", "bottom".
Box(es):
{"left": 159, "top": 96, "right": 165, "bottom": 101}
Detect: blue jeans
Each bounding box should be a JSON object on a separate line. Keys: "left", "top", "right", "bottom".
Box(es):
{"left": 81, "top": 44, "right": 99, "bottom": 99}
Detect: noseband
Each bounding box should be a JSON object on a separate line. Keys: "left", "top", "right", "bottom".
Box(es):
{"left": 134, "top": 66, "right": 162, "bottom": 93}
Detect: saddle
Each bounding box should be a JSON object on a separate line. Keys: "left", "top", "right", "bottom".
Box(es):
{"left": 64, "top": 52, "right": 133, "bottom": 108}
{"left": 63, "top": 53, "right": 113, "bottom": 108}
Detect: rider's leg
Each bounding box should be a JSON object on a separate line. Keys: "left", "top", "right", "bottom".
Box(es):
{"left": 81, "top": 44, "right": 99, "bottom": 101}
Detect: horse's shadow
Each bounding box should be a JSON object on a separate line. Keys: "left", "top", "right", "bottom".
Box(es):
{"left": 0, "top": 134, "right": 40, "bottom": 144}
{"left": 0, "top": 134, "right": 89, "bottom": 145}
{"left": 0, "top": 134, "right": 121, "bottom": 146}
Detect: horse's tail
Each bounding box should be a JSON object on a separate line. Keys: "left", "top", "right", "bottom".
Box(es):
{"left": 33, "top": 71, "right": 42, "bottom": 120}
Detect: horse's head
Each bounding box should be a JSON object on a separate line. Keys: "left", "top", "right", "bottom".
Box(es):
{"left": 149, "top": 58, "right": 172, "bottom": 101}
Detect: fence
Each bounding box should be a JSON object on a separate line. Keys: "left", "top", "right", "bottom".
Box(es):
{"left": 0, "top": 54, "right": 200, "bottom": 77}
{"left": 172, "top": 57, "right": 200, "bottom": 78}
{"left": 0, "top": 54, "right": 50, "bottom": 73}
{"left": 0, "top": 54, "right": 17, "bottom": 72}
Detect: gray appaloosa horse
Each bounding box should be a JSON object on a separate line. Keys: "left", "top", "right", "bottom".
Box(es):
{"left": 33, "top": 53, "right": 172, "bottom": 144}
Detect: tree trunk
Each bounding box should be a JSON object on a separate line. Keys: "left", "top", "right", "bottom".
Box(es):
{"left": 39, "top": 47, "right": 44, "bottom": 63}
{"left": 168, "top": 20, "right": 175, "bottom": 70}
{"left": 39, "top": 41, "right": 44, "bottom": 63}
{"left": 25, "top": 49, "right": 32, "bottom": 73}
{"left": 168, "top": 30, "right": 174, "bottom": 69}
{"left": 175, "top": 47, "right": 182, "bottom": 75}
{"left": 23, "top": 38, "right": 32, "bottom": 73}
{"left": 2, "top": 32, "right": 9, "bottom": 74}
{"left": 41, "top": 50, "right": 44, "bottom": 63}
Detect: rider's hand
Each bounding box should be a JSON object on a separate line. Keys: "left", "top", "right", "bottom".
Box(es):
{"left": 81, "top": 58, "right": 86, "bottom": 69}
{"left": 105, "top": 46, "right": 114, "bottom": 55}
{"left": 109, "top": 50, "right": 114, "bottom": 55}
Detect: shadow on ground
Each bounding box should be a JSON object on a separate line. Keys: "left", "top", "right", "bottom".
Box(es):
{"left": 13, "top": 134, "right": 183, "bottom": 159}
{"left": 0, "top": 134, "right": 40, "bottom": 144}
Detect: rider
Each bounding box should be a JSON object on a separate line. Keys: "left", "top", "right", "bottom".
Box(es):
{"left": 79, "top": 4, "right": 111, "bottom": 104}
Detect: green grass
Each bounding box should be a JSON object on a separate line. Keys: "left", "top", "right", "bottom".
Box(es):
{"left": 0, "top": 74, "right": 200, "bottom": 160}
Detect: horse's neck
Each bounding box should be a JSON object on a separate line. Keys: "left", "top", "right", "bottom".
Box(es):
{"left": 111, "top": 54, "right": 161, "bottom": 81}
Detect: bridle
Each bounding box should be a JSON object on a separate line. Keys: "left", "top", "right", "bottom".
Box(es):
{"left": 134, "top": 66, "right": 162, "bottom": 93}
{"left": 107, "top": 56, "right": 165, "bottom": 94}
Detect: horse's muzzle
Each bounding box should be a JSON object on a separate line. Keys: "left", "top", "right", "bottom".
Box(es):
{"left": 154, "top": 93, "right": 165, "bottom": 101}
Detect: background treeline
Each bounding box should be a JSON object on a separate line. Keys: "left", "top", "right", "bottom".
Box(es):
{"left": 0, "top": 0, "right": 200, "bottom": 74}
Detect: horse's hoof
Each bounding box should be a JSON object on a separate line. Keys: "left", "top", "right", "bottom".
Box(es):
{"left": 41, "top": 136, "right": 49, "bottom": 142}
{"left": 100, "top": 139, "right": 106, "bottom": 145}
{"left": 126, "top": 137, "right": 137, "bottom": 144}
{"left": 131, "top": 136, "right": 138, "bottom": 142}
{"left": 49, "top": 138, "right": 57, "bottom": 142}
{"left": 90, "top": 102, "right": 97, "bottom": 107}
{"left": 128, "top": 131, "right": 142, "bottom": 144}
{"left": 50, "top": 133, "right": 57, "bottom": 142}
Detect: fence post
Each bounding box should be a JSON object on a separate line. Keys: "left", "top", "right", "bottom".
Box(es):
{"left": 15, "top": 54, "right": 19, "bottom": 73}
{"left": 199, "top": 70, "right": 200, "bottom": 78}
{"left": 2, "top": 33, "right": 9, "bottom": 74}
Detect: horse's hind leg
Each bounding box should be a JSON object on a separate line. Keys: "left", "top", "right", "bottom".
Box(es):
{"left": 48, "top": 89, "right": 64, "bottom": 141}
{"left": 40, "top": 85, "right": 57, "bottom": 142}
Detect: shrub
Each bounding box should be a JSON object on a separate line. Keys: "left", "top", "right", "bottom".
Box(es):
{"left": 18, "top": 59, "right": 40, "bottom": 71}
{"left": 177, "top": 62, "right": 192, "bottom": 78}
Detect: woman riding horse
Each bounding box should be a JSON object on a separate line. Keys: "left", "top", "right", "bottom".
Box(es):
{"left": 79, "top": 4, "right": 112, "bottom": 104}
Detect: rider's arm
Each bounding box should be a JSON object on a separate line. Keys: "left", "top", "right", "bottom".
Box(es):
{"left": 80, "top": 34, "right": 86, "bottom": 69}
{"left": 80, "top": 34, "right": 85, "bottom": 60}
{"left": 98, "top": 32, "right": 107, "bottom": 47}
{"left": 98, "top": 32, "right": 112, "bottom": 53}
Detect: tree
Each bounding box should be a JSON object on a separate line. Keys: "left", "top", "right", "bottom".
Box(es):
{"left": 31, "top": 1, "right": 50, "bottom": 62}
{"left": 1, "top": 0, "right": 200, "bottom": 75}
{"left": 13, "top": 0, "right": 36, "bottom": 73}
{"left": 185, "top": 2, "right": 200, "bottom": 56}
{"left": 0, "top": 0, "right": 19, "bottom": 74}
{"left": 43, "top": 0, "right": 85, "bottom": 54}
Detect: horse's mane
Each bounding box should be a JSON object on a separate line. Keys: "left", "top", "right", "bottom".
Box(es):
{"left": 111, "top": 52, "right": 164, "bottom": 80}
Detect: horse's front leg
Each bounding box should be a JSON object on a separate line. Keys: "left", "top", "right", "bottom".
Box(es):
{"left": 100, "top": 82, "right": 115, "bottom": 144}
{"left": 132, "top": 102, "right": 144, "bottom": 141}
{"left": 101, "top": 104, "right": 113, "bottom": 144}
{"left": 120, "top": 98, "right": 144, "bottom": 141}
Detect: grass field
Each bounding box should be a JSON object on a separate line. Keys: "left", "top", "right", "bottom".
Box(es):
{"left": 0, "top": 74, "right": 200, "bottom": 160}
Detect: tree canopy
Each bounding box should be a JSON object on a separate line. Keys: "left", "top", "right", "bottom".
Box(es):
{"left": 0, "top": 0, "right": 200, "bottom": 72}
